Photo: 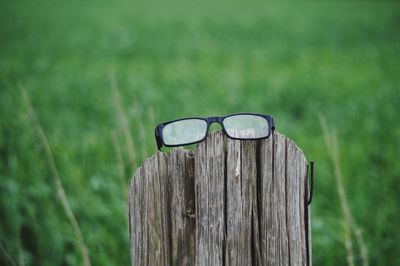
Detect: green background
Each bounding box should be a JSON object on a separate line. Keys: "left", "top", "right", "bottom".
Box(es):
{"left": 1, "top": 0, "right": 399, "bottom": 265}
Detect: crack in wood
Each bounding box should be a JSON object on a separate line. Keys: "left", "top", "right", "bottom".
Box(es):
{"left": 129, "top": 130, "right": 310, "bottom": 266}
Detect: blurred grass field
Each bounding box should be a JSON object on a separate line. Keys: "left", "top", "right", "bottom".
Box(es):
{"left": 1, "top": 0, "right": 400, "bottom": 265}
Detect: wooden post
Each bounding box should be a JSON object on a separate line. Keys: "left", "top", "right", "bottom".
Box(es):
{"left": 129, "top": 130, "right": 311, "bottom": 266}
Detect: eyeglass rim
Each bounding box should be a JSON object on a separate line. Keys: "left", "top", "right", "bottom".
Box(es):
{"left": 155, "top": 112, "right": 275, "bottom": 149}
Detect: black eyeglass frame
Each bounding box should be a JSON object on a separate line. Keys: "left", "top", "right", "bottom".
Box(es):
{"left": 155, "top": 112, "right": 275, "bottom": 150}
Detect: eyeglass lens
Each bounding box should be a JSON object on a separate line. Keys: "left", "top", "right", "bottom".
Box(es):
{"left": 162, "top": 119, "right": 208, "bottom": 146}
{"left": 223, "top": 114, "right": 269, "bottom": 139}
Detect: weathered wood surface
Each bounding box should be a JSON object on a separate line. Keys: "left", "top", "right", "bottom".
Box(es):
{"left": 129, "top": 130, "right": 310, "bottom": 266}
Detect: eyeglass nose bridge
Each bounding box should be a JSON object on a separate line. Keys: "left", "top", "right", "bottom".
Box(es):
{"left": 208, "top": 116, "right": 224, "bottom": 124}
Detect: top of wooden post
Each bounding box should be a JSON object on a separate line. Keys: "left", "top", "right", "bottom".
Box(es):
{"left": 129, "top": 130, "right": 311, "bottom": 266}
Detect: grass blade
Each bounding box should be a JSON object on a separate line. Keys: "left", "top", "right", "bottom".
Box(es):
{"left": 21, "top": 88, "right": 91, "bottom": 266}
{"left": 319, "top": 115, "right": 368, "bottom": 266}
{"left": 109, "top": 67, "right": 137, "bottom": 172}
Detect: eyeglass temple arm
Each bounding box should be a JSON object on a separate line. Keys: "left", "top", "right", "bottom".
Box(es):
{"left": 270, "top": 116, "right": 275, "bottom": 131}
{"left": 306, "top": 161, "right": 314, "bottom": 205}
{"left": 304, "top": 161, "right": 314, "bottom": 266}
{"left": 155, "top": 127, "right": 163, "bottom": 150}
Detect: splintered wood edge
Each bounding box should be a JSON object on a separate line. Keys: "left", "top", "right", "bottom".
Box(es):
{"left": 129, "top": 130, "right": 311, "bottom": 265}
{"left": 130, "top": 130, "right": 308, "bottom": 183}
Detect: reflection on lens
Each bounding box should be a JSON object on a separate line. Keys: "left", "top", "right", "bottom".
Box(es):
{"left": 162, "top": 119, "right": 207, "bottom": 145}
{"left": 223, "top": 115, "right": 269, "bottom": 139}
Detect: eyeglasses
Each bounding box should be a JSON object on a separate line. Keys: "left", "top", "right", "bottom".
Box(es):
{"left": 154, "top": 113, "right": 275, "bottom": 150}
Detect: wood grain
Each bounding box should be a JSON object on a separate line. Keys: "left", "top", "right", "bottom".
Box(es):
{"left": 129, "top": 130, "right": 310, "bottom": 266}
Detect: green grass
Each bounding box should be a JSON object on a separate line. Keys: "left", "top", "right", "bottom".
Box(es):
{"left": 1, "top": 0, "right": 400, "bottom": 265}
